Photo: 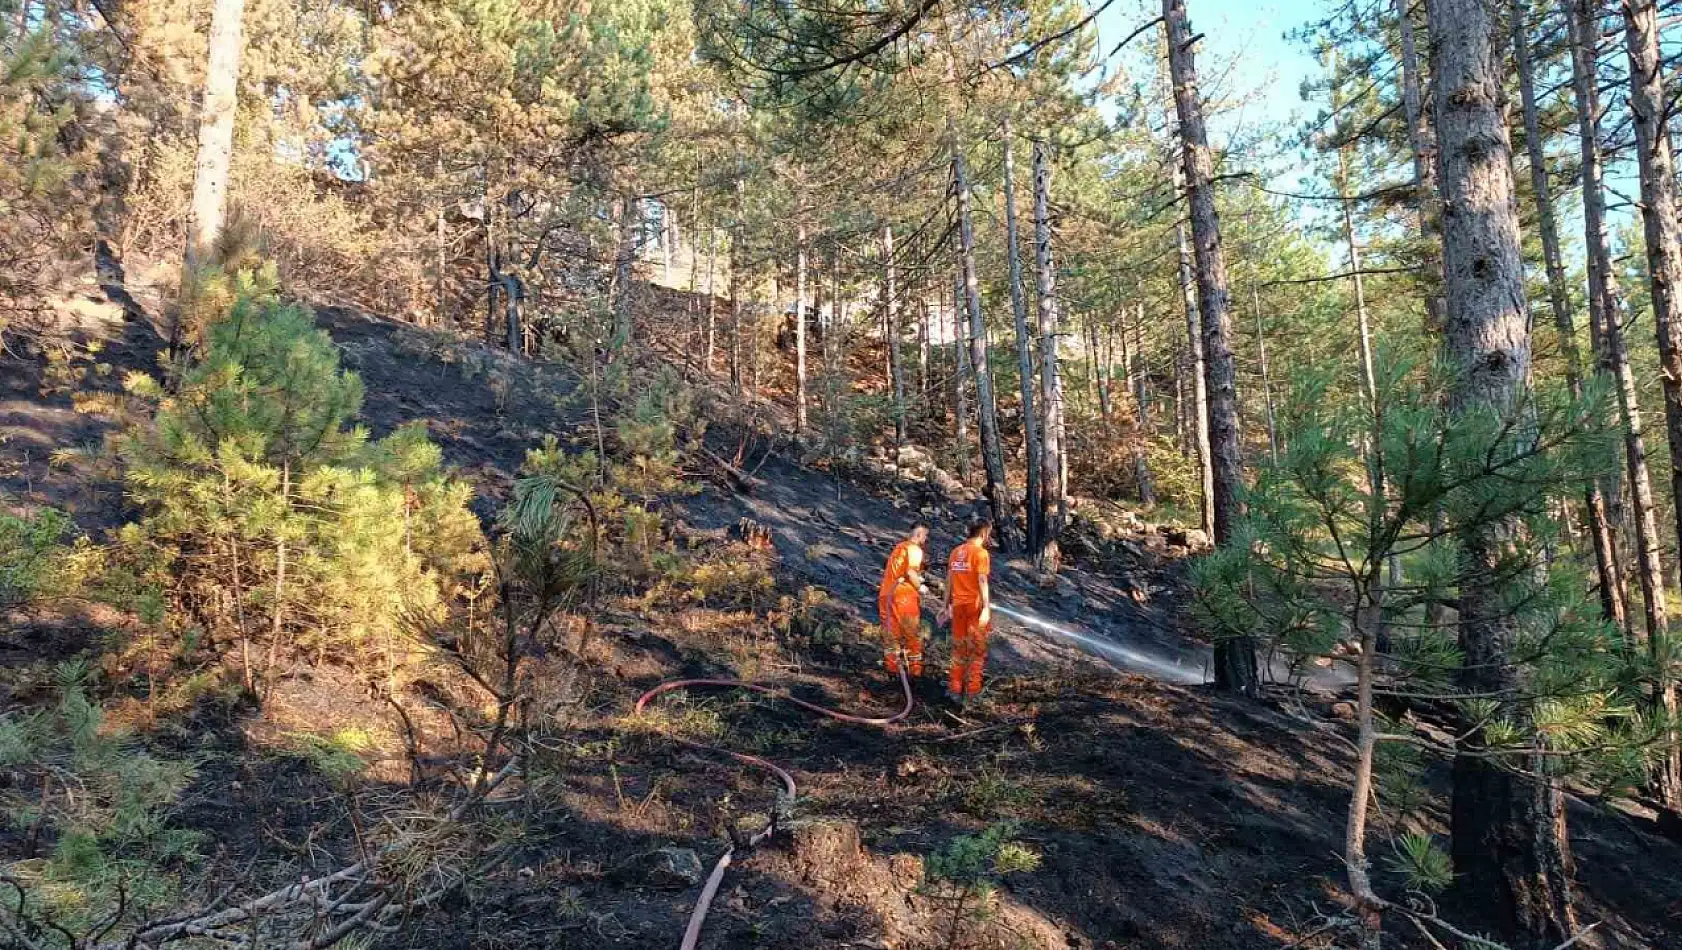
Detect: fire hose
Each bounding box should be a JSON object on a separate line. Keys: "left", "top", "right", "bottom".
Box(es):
{"left": 634, "top": 657, "right": 916, "bottom": 950}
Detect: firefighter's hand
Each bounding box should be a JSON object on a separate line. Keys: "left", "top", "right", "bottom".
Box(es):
{"left": 979, "top": 606, "right": 991, "bottom": 630}
{"left": 936, "top": 605, "right": 951, "bottom": 626}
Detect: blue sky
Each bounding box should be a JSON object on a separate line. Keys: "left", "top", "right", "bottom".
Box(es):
{"left": 1091, "top": 0, "right": 1328, "bottom": 188}
{"left": 1094, "top": 0, "right": 1325, "bottom": 131}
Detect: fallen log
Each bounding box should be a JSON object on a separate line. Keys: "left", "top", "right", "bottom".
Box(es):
{"left": 697, "top": 445, "right": 761, "bottom": 493}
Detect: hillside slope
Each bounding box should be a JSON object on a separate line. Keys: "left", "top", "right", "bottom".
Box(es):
{"left": 2, "top": 284, "right": 1679, "bottom": 949}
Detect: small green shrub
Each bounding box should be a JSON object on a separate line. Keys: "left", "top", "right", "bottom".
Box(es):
{"left": 960, "top": 769, "right": 1038, "bottom": 817}
{"left": 0, "top": 661, "right": 200, "bottom": 936}
{"left": 1385, "top": 832, "right": 1453, "bottom": 895}
{"left": 921, "top": 822, "right": 1041, "bottom": 949}
{"left": 281, "top": 728, "right": 375, "bottom": 784}
{"left": 0, "top": 504, "right": 72, "bottom": 609}
{"left": 683, "top": 555, "right": 775, "bottom": 610}
{"left": 117, "top": 290, "right": 484, "bottom": 681}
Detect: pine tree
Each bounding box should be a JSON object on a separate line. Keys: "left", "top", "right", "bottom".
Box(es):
{"left": 1430, "top": 0, "right": 1578, "bottom": 934}
{"left": 122, "top": 289, "right": 481, "bottom": 685}
{"left": 1164, "top": 0, "right": 1254, "bottom": 695}
{"left": 178, "top": 0, "right": 247, "bottom": 351}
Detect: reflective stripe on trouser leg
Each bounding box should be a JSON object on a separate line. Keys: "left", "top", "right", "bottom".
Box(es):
{"left": 887, "top": 585, "right": 921, "bottom": 676}
{"left": 949, "top": 604, "right": 983, "bottom": 696}
{"left": 963, "top": 621, "right": 989, "bottom": 695}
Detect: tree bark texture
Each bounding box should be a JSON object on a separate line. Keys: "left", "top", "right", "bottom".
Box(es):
{"left": 1131, "top": 297, "right": 1158, "bottom": 505}
{"left": 953, "top": 122, "right": 1014, "bottom": 545}
{"left": 1005, "top": 125, "right": 1044, "bottom": 552}
{"left": 1395, "top": 0, "right": 1446, "bottom": 334}
{"left": 1033, "top": 140, "right": 1065, "bottom": 559}
{"left": 1623, "top": 0, "right": 1682, "bottom": 813}
{"left": 953, "top": 267, "right": 973, "bottom": 484}
{"left": 1251, "top": 279, "right": 1278, "bottom": 462}
{"left": 613, "top": 192, "right": 639, "bottom": 351}
{"left": 796, "top": 223, "right": 810, "bottom": 433}
{"left": 1558, "top": 0, "right": 1631, "bottom": 636}
{"left": 1431, "top": 0, "right": 1580, "bottom": 937}
{"left": 185, "top": 0, "right": 246, "bottom": 275}
{"left": 1175, "top": 209, "right": 1214, "bottom": 537}
{"left": 883, "top": 223, "right": 906, "bottom": 444}
{"left": 1165, "top": 0, "right": 1253, "bottom": 694}
{"left": 179, "top": 0, "right": 247, "bottom": 350}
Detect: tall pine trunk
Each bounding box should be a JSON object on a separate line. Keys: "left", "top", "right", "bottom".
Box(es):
{"left": 883, "top": 223, "right": 907, "bottom": 445}
{"left": 1559, "top": 0, "right": 1632, "bottom": 636}
{"left": 1005, "top": 124, "right": 1044, "bottom": 552}
{"left": 1251, "top": 278, "right": 1279, "bottom": 462}
{"left": 919, "top": 296, "right": 931, "bottom": 405}
{"left": 1394, "top": 0, "right": 1445, "bottom": 334}
{"left": 1132, "top": 292, "right": 1152, "bottom": 432}
{"left": 179, "top": 0, "right": 247, "bottom": 350}
{"left": 1172, "top": 164, "right": 1214, "bottom": 539}
{"left": 730, "top": 177, "right": 745, "bottom": 399}
{"left": 1432, "top": 0, "right": 1579, "bottom": 936}
{"left": 952, "top": 119, "right": 1014, "bottom": 545}
{"left": 612, "top": 192, "right": 638, "bottom": 351}
{"left": 953, "top": 267, "right": 972, "bottom": 484}
{"left": 795, "top": 223, "right": 809, "bottom": 434}
{"left": 1095, "top": 320, "right": 1114, "bottom": 421}
{"left": 1122, "top": 298, "right": 1158, "bottom": 505}
{"left": 1165, "top": 0, "right": 1253, "bottom": 693}
{"left": 1033, "top": 140, "right": 1066, "bottom": 561}
{"left": 687, "top": 189, "right": 701, "bottom": 364}
{"left": 705, "top": 229, "right": 717, "bottom": 373}
{"left": 1622, "top": 0, "right": 1682, "bottom": 813}
{"left": 1334, "top": 111, "right": 1388, "bottom": 657}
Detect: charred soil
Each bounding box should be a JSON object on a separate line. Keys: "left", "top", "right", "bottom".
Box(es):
{"left": 2, "top": 288, "right": 1679, "bottom": 949}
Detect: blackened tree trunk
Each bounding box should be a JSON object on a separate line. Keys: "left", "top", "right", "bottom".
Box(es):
{"left": 503, "top": 274, "right": 522, "bottom": 355}
{"left": 1005, "top": 123, "right": 1044, "bottom": 552}
{"left": 952, "top": 119, "right": 1014, "bottom": 545}
{"left": 1033, "top": 140, "right": 1066, "bottom": 561}
{"left": 883, "top": 223, "right": 906, "bottom": 445}
{"left": 1558, "top": 0, "right": 1632, "bottom": 635}
{"left": 1432, "top": 0, "right": 1580, "bottom": 937}
{"left": 1623, "top": 0, "right": 1682, "bottom": 811}
{"left": 1165, "top": 0, "right": 1253, "bottom": 694}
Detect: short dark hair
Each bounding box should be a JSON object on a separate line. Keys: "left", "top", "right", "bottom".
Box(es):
{"left": 910, "top": 521, "right": 931, "bottom": 534}
{"left": 967, "top": 517, "right": 993, "bottom": 539}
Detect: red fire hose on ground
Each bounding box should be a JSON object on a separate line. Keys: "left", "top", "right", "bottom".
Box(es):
{"left": 634, "top": 659, "right": 916, "bottom": 950}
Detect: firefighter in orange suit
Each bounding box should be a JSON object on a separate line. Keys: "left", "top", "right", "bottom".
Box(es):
{"left": 943, "top": 518, "right": 994, "bottom": 704}
{"left": 878, "top": 523, "right": 930, "bottom": 676}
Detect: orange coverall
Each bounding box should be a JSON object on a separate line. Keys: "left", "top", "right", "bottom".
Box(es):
{"left": 946, "top": 537, "right": 992, "bottom": 698}
{"left": 878, "top": 539, "right": 924, "bottom": 675}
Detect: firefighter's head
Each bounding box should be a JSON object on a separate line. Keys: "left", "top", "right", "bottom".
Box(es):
{"left": 967, "top": 517, "right": 993, "bottom": 547}
{"left": 910, "top": 522, "right": 930, "bottom": 546}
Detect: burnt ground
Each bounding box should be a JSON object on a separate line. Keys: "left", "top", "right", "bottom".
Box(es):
{"left": 2, "top": 282, "right": 1681, "bottom": 949}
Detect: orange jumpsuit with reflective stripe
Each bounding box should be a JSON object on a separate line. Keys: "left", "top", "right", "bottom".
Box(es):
{"left": 878, "top": 540, "right": 924, "bottom": 675}
{"left": 946, "top": 537, "right": 992, "bottom": 697}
